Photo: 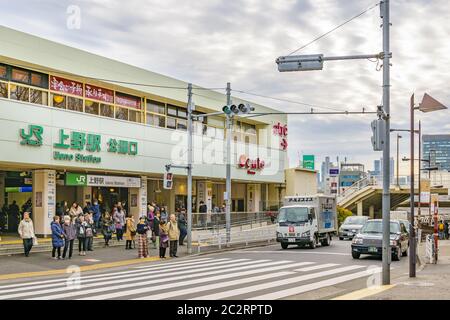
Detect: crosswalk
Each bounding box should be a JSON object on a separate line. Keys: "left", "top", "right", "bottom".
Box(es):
{"left": 0, "top": 257, "right": 381, "bottom": 300}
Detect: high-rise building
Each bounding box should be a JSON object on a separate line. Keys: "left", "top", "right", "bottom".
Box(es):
{"left": 370, "top": 157, "right": 394, "bottom": 183}
{"left": 423, "top": 134, "right": 450, "bottom": 171}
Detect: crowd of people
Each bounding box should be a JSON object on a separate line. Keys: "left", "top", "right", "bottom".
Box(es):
{"left": 17, "top": 200, "right": 188, "bottom": 260}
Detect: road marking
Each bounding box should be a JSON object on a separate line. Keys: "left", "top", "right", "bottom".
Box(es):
{"left": 0, "top": 258, "right": 250, "bottom": 295}
{"left": 249, "top": 267, "right": 383, "bottom": 300}
{"left": 25, "top": 260, "right": 299, "bottom": 300}
{"left": 0, "top": 257, "right": 218, "bottom": 290}
{"left": 233, "top": 250, "right": 351, "bottom": 256}
{"left": 76, "top": 261, "right": 313, "bottom": 300}
{"left": 134, "top": 271, "right": 296, "bottom": 300}
{"left": 331, "top": 284, "right": 395, "bottom": 300}
{"left": 191, "top": 265, "right": 365, "bottom": 300}
{"left": 133, "top": 257, "right": 214, "bottom": 268}
{"left": 294, "top": 263, "right": 340, "bottom": 272}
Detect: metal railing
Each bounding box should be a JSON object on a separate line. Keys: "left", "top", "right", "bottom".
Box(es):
{"left": 191, "top": 211, "right": 273, "bottom": 230}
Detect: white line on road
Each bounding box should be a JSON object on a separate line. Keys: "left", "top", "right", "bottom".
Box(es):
{"left": 233, "top": 250, "right": 351, "bottom": 256}
{"left": 294, "top": 263, "right": 340, "bottom": 272}
{"left": 248, "top": 267, "right": 382, "bottom": 300}
{"left": 76, "top": 261, "right": 314, "bottom": 300}
{"left": 191, "top": 265, "right": 365, "bottom": 300}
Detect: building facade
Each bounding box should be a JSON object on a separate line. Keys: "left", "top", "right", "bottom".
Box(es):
{"left": 423, "top": 134, "right": 450, "bottom": 171}
{"left": 0, "top": 26, "right": 288, "bottom": 235}
{"left": 338, "top": 163, "right": 366, "bottom": 194}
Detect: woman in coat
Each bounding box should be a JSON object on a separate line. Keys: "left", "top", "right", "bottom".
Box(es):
{"left": 101, "top": 212, "right": 114, "bottom": 247}
{"left": 18, "top": 211, "right": 35, "bottom": 257}
{"left": 75, "top": 214, "right": 87, "bottom": 256}
{"left": 136, "top": 216, "right": 149, "bottom": 258}
{"left": 51, "top": 216, "right": 65, "bottom": 260}
{"left": 113, "top": 206, "right": 125, "bottom": 241}
{"left": 159, "top": 219, "right": 169, "bottom": 258}
{"left": 124, "top": 214, "right": 136, "bottom": 250}
{"left": 62, "top": 215, "right": 76, "bottom": 259}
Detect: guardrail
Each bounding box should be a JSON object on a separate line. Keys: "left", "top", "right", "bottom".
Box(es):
{"left": 196, "top": 224, "right": 277, "bottom": 253}
{"left": 191, "top": 211, "right": 274, "bottom": 230}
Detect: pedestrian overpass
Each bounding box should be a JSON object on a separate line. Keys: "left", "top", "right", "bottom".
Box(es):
{"left": 337, "top": 177, "right": 449, "bottom": 218}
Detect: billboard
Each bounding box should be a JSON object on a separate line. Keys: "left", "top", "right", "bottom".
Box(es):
{"left": 302, "top": 155, "right": 315, "bottom": 170}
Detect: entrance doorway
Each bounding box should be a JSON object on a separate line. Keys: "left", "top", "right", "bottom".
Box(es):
{"left": 92, "top": 187, "right": 129, "bottom": 214}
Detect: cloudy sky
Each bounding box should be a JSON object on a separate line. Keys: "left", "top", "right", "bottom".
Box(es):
{"left": 1, "top": 0, "right": 449, "bottom": 176}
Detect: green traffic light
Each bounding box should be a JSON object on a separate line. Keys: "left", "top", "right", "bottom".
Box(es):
{"left": 222, "top": 105, "right": 232, "bottom": 114}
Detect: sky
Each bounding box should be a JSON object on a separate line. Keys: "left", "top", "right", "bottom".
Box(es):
{"left": 1, "top": 0, "right": 449, "bottom": 176}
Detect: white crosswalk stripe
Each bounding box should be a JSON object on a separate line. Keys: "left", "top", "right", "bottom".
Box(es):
{"left": 0, "top": 256, "right": 378, "bottom": 300}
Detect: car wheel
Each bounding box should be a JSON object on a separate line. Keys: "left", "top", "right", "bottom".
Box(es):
{"left": 392, "top": 246, "right": 401, "bottom": 261}
{"left": 352, "top": 251, "right": 360, "bottom": 259}
{"left": 339, "top": 237, "right": 344, "bottom": 240}
{"left": 281, "top": 243, "right": 288, "bottom": 250}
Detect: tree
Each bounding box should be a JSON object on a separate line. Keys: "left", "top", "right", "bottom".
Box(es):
{"left": 337, "top": 206, "right": 353, "bottom": 227}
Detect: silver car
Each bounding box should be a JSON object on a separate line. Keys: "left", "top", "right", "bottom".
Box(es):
{"left": 339, "top": 216, "right": 369, "bottom": 240}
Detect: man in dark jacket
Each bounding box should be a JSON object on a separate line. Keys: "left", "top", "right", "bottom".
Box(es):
{"left": 199, "top": 201, "right": 207, "bottom": 227}
{"left": 178, "top": 210, "right": 187, "bottom": 245}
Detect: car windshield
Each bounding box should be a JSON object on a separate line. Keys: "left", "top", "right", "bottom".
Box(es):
{"left": 278, "top": 207, "right": 309, "bottom": 223}
{"left": 343, "top": 216, "right": 367, "bottom": 225}
{"left": 361, "top": 221, "right": 400, "bottom": 234}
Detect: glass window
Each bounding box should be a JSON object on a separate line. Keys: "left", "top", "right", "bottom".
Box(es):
{"left": 115, "top": 106, "right": 128, "bottom": 120}
{"left": 85, "top": 100, "right": 99, "bottom": 115}
{"left": 147, "top": 100, "right": 165, "bottom": 115}
{"left": 177, "top": 108, "right": 187, "bottom": 119}
{"left": 0, "top": 65, "right": 7, "bottom": 79}
{"left": 31, "top": 73, "right": 47, "bottom": 88}
{"left": 51, "top": 93, "right": 66, "bottom": 108}
{"left": 100, "top": 104, "right": 114, "bottom": 118}
{"left": 11, "top": 68, "right": 30, "bottom": 84}
{"left": 30, "top": 88, "right": 48, "bottom": 105}
{"left": 67, "top": 96, "right": 83, "bottom": 112}
{"left": 167, "top": 117, "right": 176, "bottom": 129}
{"left": 0, "top": 82, "right": 7, "bottom": 98}
{"left": 129, "top": 110, "right": 142, "bottom": 123}
{"left": 177, "top": 119, "right": 187, "bottom": 131}
{"left": 10, "top": 84, "right": 29, "bottom": 102}
{"left": 167, "top": 105, "right": 177, "bottom": 117}
{"left": 278, "top": 207, "right": 309, "bottom": 223}
{"left": 146, "top": 114, "right": 166, "bottom": 128}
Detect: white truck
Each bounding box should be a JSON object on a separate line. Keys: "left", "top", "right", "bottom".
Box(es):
{"left": 276, "top": 195, "right": 338, "bottom": 249}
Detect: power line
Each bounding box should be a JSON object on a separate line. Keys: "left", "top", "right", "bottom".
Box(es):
{"left": 286, "top": 2, "right": 380, "bottom": 56}
{"left": 241, "top": 110, "right": 377, "bottom": 119}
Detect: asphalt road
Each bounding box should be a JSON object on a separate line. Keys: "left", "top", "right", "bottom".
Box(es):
{"left": 0, "top": 238, "right": 409, "bottom": 300}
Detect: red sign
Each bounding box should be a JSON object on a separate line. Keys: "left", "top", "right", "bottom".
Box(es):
{"left": 273, "top": 122, "right": 288, "bottom": 151}
{"left": 50, "top": 76, "right": 83, "bottom": 97}
{"left": 115, "top": 92, "right": 141, "bottom": 109}
{"left": 85, "top": 84, "right": 114, "bottom": 103}
{"left": 238, "top": 155, "right": 265, "bottom": 175}
{"left": 288, "top": 226, "right": 295, "bottom": 233}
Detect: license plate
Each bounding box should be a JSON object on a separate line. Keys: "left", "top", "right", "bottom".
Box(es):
{"left": 288, "top": 238, "right": 296, "bottom": 243}
{"left": 368, "top": 247, "right": 378, "bottom": 253}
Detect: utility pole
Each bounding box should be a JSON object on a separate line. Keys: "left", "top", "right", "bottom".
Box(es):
{"left": 409, "top": 94, "right": 416, "bottom": 277}
{"left": 381, "top": 0, "right": 391, "bottom": 285}
{"left": 187, "top": 83, "right": 193, "bottom": 254}
{"left": 225, "top": 82, "right": 232, "bottom": 245}
{"left": 396, "top": 133, "right": 401, "bottom": 187}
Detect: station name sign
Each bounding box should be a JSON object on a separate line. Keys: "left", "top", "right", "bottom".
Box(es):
{"left": 66, "top": 173, "right": 141, "bottom": 188}
{"left": 19, "top": 124, "right": 138, "bottom": 164}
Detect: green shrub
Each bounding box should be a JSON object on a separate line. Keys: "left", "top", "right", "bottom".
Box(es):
{"left": 337, "top": 206, "right": 353, "bottom": 227}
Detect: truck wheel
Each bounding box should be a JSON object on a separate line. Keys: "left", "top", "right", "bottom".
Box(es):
{"left": 352, "top": 252, "right": 360, "bottom": 259}
{"left": 321, "top": 235, "right": 330, "bottom": 247}
{"left": 281, "top": 243, "right": 288, "bottom": 250}
{"left": 310, "top": 236, "right": 317, "bottom": 249}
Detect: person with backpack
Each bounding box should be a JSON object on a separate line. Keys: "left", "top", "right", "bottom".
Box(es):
{"left": 137, "top": 216, "right": 150, "bottom": 258}
{"left": 159, "top": 219, "right": 169, "bottom": 259}
{"left": 51, "top": 216, "right": 65, "bottom": 260}
{"left": 62, "top": 215, "right": 76, "bottom": 259}
{"left": 124, "top": 214, "right": 136, "bottom": 250}
{"left": 167, "top": 213, "right": 180, "bottom": 258}
{"left": 101, "top": 212, "right": 115, "bottom": 247}
{"left": 76, "top": 214, "right": 87, "bottom": 256}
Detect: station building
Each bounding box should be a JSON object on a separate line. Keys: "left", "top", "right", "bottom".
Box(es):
{"left": 0, "top": 26, "right": 289, "bottom": 235}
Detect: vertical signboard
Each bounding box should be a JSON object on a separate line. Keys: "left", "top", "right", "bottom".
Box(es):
{"left": 47, "top": 171, "right": 56, "bottom": 219}
{"left": 302, "top": 155, "right": 315, "bottom": 170}
{"left": 420, "top": 178, "right": 431, "bottom": 204}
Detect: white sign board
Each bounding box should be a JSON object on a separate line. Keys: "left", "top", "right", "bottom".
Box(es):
{"left": 87, "top": 175, "right": 141, "bottom": 188}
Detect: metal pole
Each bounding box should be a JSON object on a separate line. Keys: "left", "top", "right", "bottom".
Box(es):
{"left": 396, "top": 134, "right": 400, "bottom": 187}
{"left": 225, "top": 82, "right": 232, "bottom": 245}
{"left": 418, "top": 121, "right": 421, "bottom": 219}
{"left": 381, "top": 0, "right": 391, "bottom": 285}
{"left": 187, "top": 83, "right": 193, "bottom": 254}
{"left": 409, "top": 93, "right": 416, "bottom": 277}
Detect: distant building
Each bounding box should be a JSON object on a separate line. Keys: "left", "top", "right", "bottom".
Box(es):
{"left": 423, "top": 134, "right": 450, "bottom": 171}
{"left": 369, "top": 157, "right": 394, "bottom": 183}
{"left": 339, "top": 163, "right": 366, "bottom": 194}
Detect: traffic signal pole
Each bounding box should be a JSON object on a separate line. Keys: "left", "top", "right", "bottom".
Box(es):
{"left": 225, "top": 82, "right": 232, "bottom": 245}
{"left": 187, "top": 83, "right": 193, "bottom": 254}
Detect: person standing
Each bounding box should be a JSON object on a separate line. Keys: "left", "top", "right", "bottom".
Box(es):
{"left": 92, "top": 200, "right": 101, "bottom": 229}
{"left": 444, "top": 220, "right": 449, "bottom": 240}
{"left": 178, "top": 210, "right": 187, "bottom": 246}
{"left": 62, "top": 216, "right": 76, "bottom": 259}
{"left": 85, "top": 213, "right": 95, "bottom": 251}
{"left": 152, "top": 210, "right": 161, "bottom": 249}
{"left": 137, "top": 216, "right": 149, "bottom": 258}
{"left": 199, "top": 200, "right": 207, "bottom": 227}
{"left": 51, "top": 216, "right": 65, "bottom": 260}
{"left": 69, "top": 202, "right": 83, "bottom": 219}
{"left": 18, "top": 211, "right": 35, "bottom": 257}
{"left": 101, "top": 212, "right": 114, "bottom": 247}
{"left": 76, "top": 214, "right": 87, "bottom": 256}
{"left": 124, "top": 214, "right": 136, "bottom": 250}
{"left": 159, "top": 219, "right": 169, "bottom": 258}
{"left": 113, "top": 206, "right": 125, "bottom": 242}
{"left": 8, "top": 200, "right": 20, "bottom": 232}
{"left": 167, "top": 213, "right": 180, "bottom": 258}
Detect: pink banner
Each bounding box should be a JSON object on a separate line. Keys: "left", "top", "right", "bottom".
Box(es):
{"left": 50, "top": 76, "right": 83, "bottom": 97}
{"left": 85, "top": 84, "right": 114, "bottom": 103}
{"left": 115, "top": 92, "right": 141, "bottom": 109}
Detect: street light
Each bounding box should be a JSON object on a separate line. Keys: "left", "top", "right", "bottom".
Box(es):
{"left": 409, "top": 93, "right": 447, "bottom": 278}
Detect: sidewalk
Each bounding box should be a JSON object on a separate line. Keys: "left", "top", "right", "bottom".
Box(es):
{"left": 366, "top": 239, "right": 450, "bottom": 300}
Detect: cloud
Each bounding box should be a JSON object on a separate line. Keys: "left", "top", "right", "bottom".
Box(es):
{"left": 0, "top": 0, "right": 449, "bottom": 173}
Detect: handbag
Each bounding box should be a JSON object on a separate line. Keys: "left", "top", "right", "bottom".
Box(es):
{"left": 32, "top": 236, "right": 38, "bottom": 246}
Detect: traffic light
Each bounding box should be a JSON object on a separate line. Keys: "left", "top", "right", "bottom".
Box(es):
{"left": 222, "top": 103, "right": 255, "bottom": 115}
{"left": 371, "top": 119, "right": 385, "bottom": 151}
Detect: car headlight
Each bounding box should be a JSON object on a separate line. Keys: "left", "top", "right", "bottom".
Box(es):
{"left": 351, "top": 229, "right": 357, "bottom": 233}
{"left": 302, "top": 231, "right": 310, "bottom": 237}
{"left": 352, "top": 237, "right": 363, "bottom": 244}
{"left": 390, "top": 240, "right": 397, "bottom": 246}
